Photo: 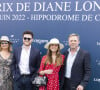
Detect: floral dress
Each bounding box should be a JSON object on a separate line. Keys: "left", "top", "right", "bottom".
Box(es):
{"left": 39, "top": 55, "right": 65, "bottom": 90}
{"left": 0, "top": 54, "right": 13, "bottom": 90}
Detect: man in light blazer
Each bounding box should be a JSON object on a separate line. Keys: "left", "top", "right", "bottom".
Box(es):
{"left": 11, "top": 31, "right": 41, "bottom": 90}
{"left": 61, "top": 33, "right": 91, "bottom": 90}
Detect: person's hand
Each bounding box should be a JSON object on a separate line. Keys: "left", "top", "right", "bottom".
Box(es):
{"left": 76, "top": 85, "right": 84, "bottom": 90}
{"left": 44, "top": 69, "right": 53, "bottom": 74}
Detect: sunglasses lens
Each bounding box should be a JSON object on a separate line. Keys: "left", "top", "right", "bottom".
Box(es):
{"left": 28, "top": 38, "right": 31, "bottom": 40}
{"left": 24, "top": 37, "right": 31, "bottom": 41}
{"left": 24, "top": 37, "right": 27, "bottom": 40}
{"left": 1, "top": 42, "right": 8, "bottom": 44}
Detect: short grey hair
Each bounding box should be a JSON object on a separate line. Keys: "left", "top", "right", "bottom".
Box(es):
{"left": 68, "top": 33, "right": 80, "bottom": 41}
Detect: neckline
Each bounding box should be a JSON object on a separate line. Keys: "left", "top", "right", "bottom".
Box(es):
{"left": 0, "top": 53, "right": 11, "bottom": 60}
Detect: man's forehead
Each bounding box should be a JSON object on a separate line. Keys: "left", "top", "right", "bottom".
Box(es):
{"left": 23, "top": 34, "right": 32, "bottom": 37}
{"left": 69, "top": 36, "right": 78, "bottom": 39}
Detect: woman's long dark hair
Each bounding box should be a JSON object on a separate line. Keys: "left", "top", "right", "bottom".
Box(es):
{"left": 45, "top": 45, "right": 63, "bottom": 66}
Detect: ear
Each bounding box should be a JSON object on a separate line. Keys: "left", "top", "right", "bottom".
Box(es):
{"left": 78, "top": 41, "right": 80, "bottom": 45}
{"left": 31, "top": 38, "right": 33, "bottom": 42}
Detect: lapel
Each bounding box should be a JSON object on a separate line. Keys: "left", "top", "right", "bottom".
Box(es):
{"left": 18, "top": 46, "right": 35, "bottom": 66}
{"left": 71, "top": 49, "right": 81, "bottom": 70}
{"left": 64, "top": 51, "right": 69, "bottom": 69}
{"left": 18, "top": 47, "right": 22, "bottom": 64}
{"left": 29, "top": 46, "right": 35, "bottom": 65}
{"left": 64, "top": 48, "right": 82, "bottom": 76}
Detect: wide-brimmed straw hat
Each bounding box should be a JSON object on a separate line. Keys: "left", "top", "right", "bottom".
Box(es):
{"left": 44, "top": 38, "right": 64, "bottom": 49}
{"left": 0, "top": 36, "right": 12, "bottom": 44}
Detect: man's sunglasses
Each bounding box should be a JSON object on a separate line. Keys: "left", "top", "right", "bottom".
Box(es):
{"left": 1, "top": 42, "right": 9, "bottom": 45}
{"left": 24, "top": 37, "right": 32, "bottom": 41}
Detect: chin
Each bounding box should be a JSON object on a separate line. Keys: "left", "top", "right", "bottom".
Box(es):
{"left": 52, "top": 50, "right": 57, "bottom": 52}
{"left": 24, "top": 43, "right": 30, "bottom": 45}
{"left": 24, "top": 43, "right": 30, "bottom": 46}
{"left": 25, "top": 44, "right": 30, "bottom": 46}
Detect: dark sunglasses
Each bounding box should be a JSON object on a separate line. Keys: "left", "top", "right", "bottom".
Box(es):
{"left": 1, "top": 42, "right": 9, "bottom": 45}
{"left": 24, "top": 37, "right": 32, "bottom": 41}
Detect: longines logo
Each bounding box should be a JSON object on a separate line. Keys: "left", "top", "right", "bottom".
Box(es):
{"left": 33, "top": 39, "right": 48, "bottom": 44}
{"left": 94, "top": 78, "right": 100, "bottom": 83}
{"left": 97, "top": 41, "right": 100, "bottom": 46}
{"left": 96, "top": 59, "right": 100, "bottom": 66}
{"left": 10, "top": 35, "right": 20, "bottom": 43}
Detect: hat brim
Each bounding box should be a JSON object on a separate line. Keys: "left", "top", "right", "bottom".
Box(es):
{"left": 44, "top": 42, "right": 64, "bottom": 50}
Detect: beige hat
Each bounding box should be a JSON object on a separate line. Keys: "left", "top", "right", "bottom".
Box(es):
{"left": 0, "top": 36, "right": 12, "bottom": 44}
{"left": 44, "top": 38, "right": 64, "bottom": 49}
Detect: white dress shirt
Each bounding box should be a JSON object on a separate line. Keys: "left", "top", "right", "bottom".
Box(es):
{"left": 19, "top": 45, "right": 31, "bottom": 75}
{"left": 65, "top": 47, "right": 80, "bottom": 78}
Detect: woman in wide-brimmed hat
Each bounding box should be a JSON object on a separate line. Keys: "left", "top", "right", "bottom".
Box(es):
{"left": 0, "top": 36, "right": 13, "bottom": 90}
{"left": 39, "top": 38, "right": 65, "bottom": 90}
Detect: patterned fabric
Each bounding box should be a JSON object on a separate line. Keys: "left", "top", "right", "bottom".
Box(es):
{"left": 0, "top": 54, "right": 13, "bottom": 90}
{"left": 39, "top": 55, "right": 65, "bottom": 90}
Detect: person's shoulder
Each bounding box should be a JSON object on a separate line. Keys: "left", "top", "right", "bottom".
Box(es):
{"left": 61, "top": 54, "right": 65, "bottom": 58}
{"left": 61, "top": 54, "right": 65, "bottom": 62}
{"left": 41, "top": 55, "right": 47, "bottom": 62}
{"left": 13, "top": 46, "right": 21, "bottom": 51}
{"left": 79, "top": 48, "right": 90, "bottom": 55}
{"left": 31, "top": 46, "right": 40, "bottom": 52}
{"left": 63, "top": 50, "right": 68, "bottom": 55}
{"left": 42, "top": 55, "right": 47, "bottom": 59}
{"left": 10, "top": 53, "right": 13, "bottom": 58}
